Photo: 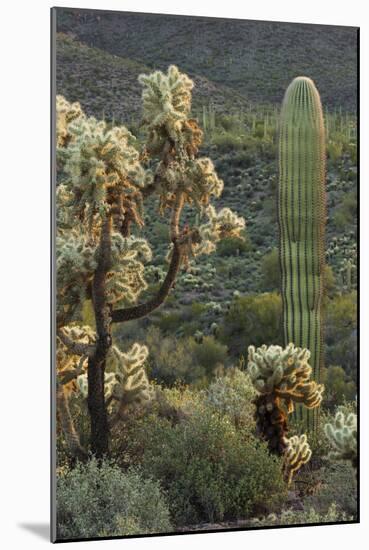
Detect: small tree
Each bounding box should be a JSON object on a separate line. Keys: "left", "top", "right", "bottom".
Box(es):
{"left": 56, "top": 66, "right": 245, "bottom": 457}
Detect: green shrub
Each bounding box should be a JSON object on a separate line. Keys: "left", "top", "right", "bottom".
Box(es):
{"left": 205, "top": 367, "right": 256, "bottom": 429}
{"left": 56, "top": 458, "right": 172, "bottom": 539}
{"left": 325, "top": 292, "right": 357, "bottom": 381}
{"left": 188, "top": 336, "right": 228, "bottom": 377}
{"left": 126, "top": 407, "right": 286, "bottom": 526}
{"left": 145, "top": 327, "right": 204, "bottom": 385}
{"left": 220, "top": 292, "right": 283, "bottom": 357}
{"left": 327, "top": 140, "right": 343, "bottom": 163}
{"left": 321, "top": 366, "right": 356, "bottom": 408}
{"left": 304, "top": 463, "right": 357, "bottom": 519}
{"left": 332, "top": 191, "right": 357, "bottom": 230}
{"left": 251, "top": 502, "right": 352, "bottom": 527}
{"left": 259, "top": 248, "right": 280, "bottom": 291}
{"left": 217, "top": 234, "right": 251, "bottom": 257}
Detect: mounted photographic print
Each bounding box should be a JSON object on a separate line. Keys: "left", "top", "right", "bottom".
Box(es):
{"left": 51, "top": 7, "right": 359, "bottom": 542}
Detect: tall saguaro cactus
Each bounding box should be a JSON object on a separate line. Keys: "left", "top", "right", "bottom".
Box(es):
{"left": 278, "top": 76, "right": 326, "bottom": 432}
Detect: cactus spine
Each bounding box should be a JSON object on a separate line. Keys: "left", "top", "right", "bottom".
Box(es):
{"left": 278, "top": 77, "right": 326, "bottom": 432}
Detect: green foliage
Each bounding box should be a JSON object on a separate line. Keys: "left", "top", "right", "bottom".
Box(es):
{"left": 321, "top": 366, "right": 356, "bottom": 408}
{"left": 216, "top": 233, "right": 251, "bottom": 257}
{"left": 205, "top": 367, "right": 256, "bottom": 428}
{"left": 145, "top": 327, "right": 205, "bottom": 385}
{"left": 56, "top": 459, "right": 172, "bottom": 539}
{"left": 188, "top": 336, "right": 228, "bottom": 377}
{"left": 220, "top": 293, "right": 283, "bottom": 357}
{"left": 304, "top": 462, "right": 357, "bottom": 519}
{"left": 251, "top": 502, "right": 352, "bottom": 527}
{"left": 260, "top": 247, "right": 280, "bottom": 291}
{"left": 325, "top": 292, "right": 357, "bottom": 380}
{"left": 332, "top": 191, "right": 357, "bottom": 230}
{"left": 278, "top": 76, "right": 326, "bottom": 432}
{"left": 126, "top": 407, "right": 286, "bottom": 525}
{"left": 145, "top": 327, "right": 227, "bottom": 385}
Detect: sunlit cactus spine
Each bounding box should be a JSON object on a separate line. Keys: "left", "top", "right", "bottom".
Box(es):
{"left": 278, "top": 76, "right": 326, "bottom": 432}
{"left": 247, "top": 343, "right": 324, "bottom": 455}
{"left": 324, "top": 411, "right": 357, "bottom": 470}
{"left": 283, "top": 434, "right": 312, "bottom": 486}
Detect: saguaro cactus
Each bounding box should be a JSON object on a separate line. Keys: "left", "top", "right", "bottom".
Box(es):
{"left": 278, "top": 76, "right": 326, "bottom": 432}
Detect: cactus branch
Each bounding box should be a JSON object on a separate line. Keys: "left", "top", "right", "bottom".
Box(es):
{"left": 111, "top": 241, "right": 181, "bottom": 323}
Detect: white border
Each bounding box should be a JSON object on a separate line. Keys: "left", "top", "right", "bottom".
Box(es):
{"left": 1, "top": 1, "right": 366, "bottom": 548}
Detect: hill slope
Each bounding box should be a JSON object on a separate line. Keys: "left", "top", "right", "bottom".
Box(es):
{"left": 56, "top": 33, "right": 255, "bottom": 124}
{"left": 56, "top": 8, "right": 358, "bottom": 112}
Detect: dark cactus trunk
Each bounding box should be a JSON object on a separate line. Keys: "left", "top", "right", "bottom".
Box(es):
{"left": 88, "top": 348, "right": 110, "bottom": 457}
{"left": 88, "top": 216, "right": 112, "bottom": 457}
{"left": 253, "top": 394, "right": 288, "bottom": 455}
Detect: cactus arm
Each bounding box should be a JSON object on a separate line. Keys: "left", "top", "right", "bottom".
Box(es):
{"left": 111, "top": 240, "right": 181, "bottom": 323}
{"left": 58, "top": 329, "right": 96, "bottom": 357}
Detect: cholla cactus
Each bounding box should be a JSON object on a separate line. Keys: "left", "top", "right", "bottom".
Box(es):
{"left": 56, "top": 232, "right": 97, "bottom": 324}
{"left": 106, "top": 343, "right": 151, "bottom": 427}
{"left": 139, "top": 64, "right": 193, "bottom": 146}
{"left": 247, "top": 344, "right": 324, "bottom": 454}
{"left": 56, "top": 95, "right": 84, "bottom": 148}
{"left": 283, "top": 434, "right": 312, "bottom": 485}
{"left": 248, "top": 344, "right": 324, "bottom": 410}
{"left": 106, "top": 234, "right": 152, "bottom": 306}
{"left": 56, "top": 68, "right": 245, "bottom": 457}
{"left": 138, "top": 66, "right": 244, "bottom": 232}
{"left": 196, "top": 205, "right": 246, "bottom": 256}
{"left": 170, "top": 205, "right": 246, "bottom": 267}
{"left": 324, "top": 411, "right": 357, "bottom": 469}
{"left": 56, "top": 326, "right": 95, "bottom": 459}
{"left": 59, "top": 115, "right": 148, "bottom": 235}
{"left": 76, "top": 371, "right": 119, "bottom": 401}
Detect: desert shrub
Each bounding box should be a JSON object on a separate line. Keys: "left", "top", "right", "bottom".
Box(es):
{"left": 321, "top": 366, "right": 356, "bottom": 408}
{"left": 204, "top": 367, "right": 256, "bottom": 429}
{"left": 220, "top": 292, "right": 283, "bottom": 357}
{"left": 251, "top": 502, "right": 352, "bottom": 527}
{"left": 303, "top": 463, "right": 357, "bottom": 519}
{"left": 325, "top": 292, "right": 357, "bottom": 380}
{"left": 157, "top": 311, "right": 184, "bottom": 333}
{"left": 217, "top": 234, "right": 251, "bottom": 256}
{"left": 56, "top": 459, "right": 172, "bottom": 539}
{"left": 145, "top": 327, "right": 204, "bottom": 385}
{"left": 126, "top": 407, "right": 286, "bottom": 526}
{"left": 328, "top": 141, "right": 343, "bottom": 163}
{"left": 211, "top": 131, "right": 246, "bottom": 153}
{"left": 188, "top": 336, "right": 228, "bottom": 377}
{"left": 332, "top": 191, "right": 357, "bottom": 229}
{"left": 259, "top": 248, "right": 280, "bottom": 291}
{"left": 324, "top": 264, "right": 337, "bottom": 297}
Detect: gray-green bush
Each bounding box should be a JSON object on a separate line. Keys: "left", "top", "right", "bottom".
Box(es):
{"left": 125, "top": 406, "right": 287, "bottom": 525}
{"left": 56, "top": 458, "right": 172, "bottom": 539}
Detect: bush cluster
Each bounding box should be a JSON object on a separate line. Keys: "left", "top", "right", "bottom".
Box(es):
{"left": 56, "top": 459, "right": 172, "bottom": 539}
{"left": 124, "top": 403, "right": 286, "bottom": 526}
